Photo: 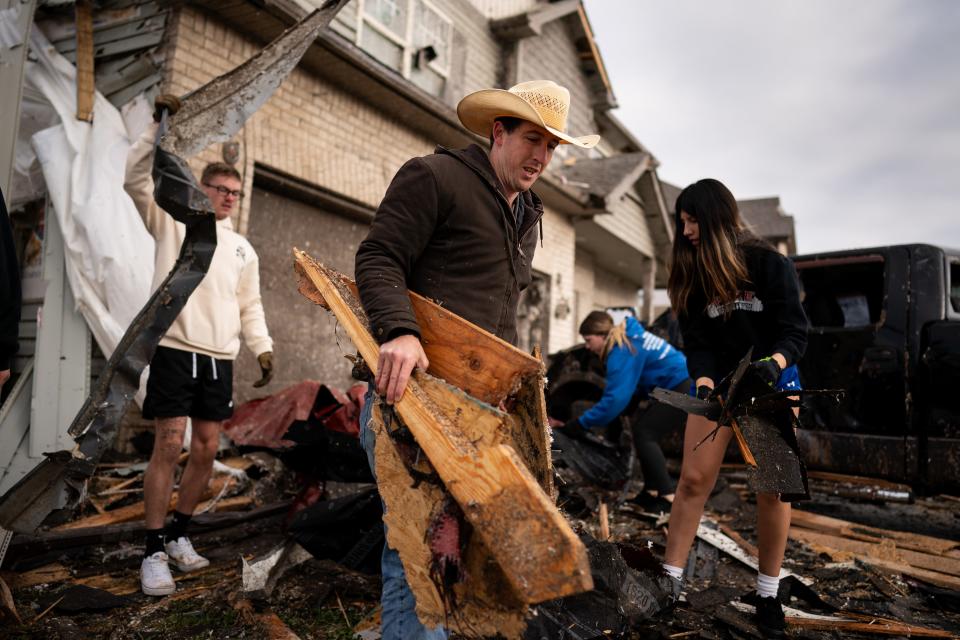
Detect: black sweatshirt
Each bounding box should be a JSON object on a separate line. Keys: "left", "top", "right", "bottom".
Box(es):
{"left": 679, "top": 242, "right": 808, "bottom": 383}
{"left": 0, "top": 187, "right": 21, "bottom": 372}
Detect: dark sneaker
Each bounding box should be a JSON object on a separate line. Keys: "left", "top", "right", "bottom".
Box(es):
{"left": 629, "top": 492, "right": 673, "bottom": 513}
{"left": 753, "top": 594, "right": 786, "bottom": 638}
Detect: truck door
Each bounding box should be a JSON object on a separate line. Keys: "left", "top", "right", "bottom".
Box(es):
{"left": 915, "top": 252, "right": 960, "bottom": 492}
{"left": 794, "top": 249, "right": 912, "bottom": 481}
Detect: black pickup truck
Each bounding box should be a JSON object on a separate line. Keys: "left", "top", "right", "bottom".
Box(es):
{"left": 794, "top": 244, "right": 960, "bottom": 493}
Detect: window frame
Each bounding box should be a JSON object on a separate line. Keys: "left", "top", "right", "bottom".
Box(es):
{"left": 352, "top": 0, "right": 454, "bottom": 81}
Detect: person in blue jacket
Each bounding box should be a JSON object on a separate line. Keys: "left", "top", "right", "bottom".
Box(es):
{"left": 560, "top": 311, "right": 691, "bottom": 505}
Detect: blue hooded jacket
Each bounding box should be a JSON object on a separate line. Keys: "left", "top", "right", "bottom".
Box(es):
{"left": 578, "top": 316, "right": 689, "bottom": 429}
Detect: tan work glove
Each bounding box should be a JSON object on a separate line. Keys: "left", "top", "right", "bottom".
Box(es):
{"left": 153, "top": 94, "right": 183, "bottom": 122}
{"left": 253, "top": 351, "right": 274, "bottom": 388}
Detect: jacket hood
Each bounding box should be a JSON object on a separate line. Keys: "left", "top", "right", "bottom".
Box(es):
{"left": 437, "top": 144, "right": 545, "bottom": 216}
{"left": 625, "top": 315, "right": 644, "bottom": 339}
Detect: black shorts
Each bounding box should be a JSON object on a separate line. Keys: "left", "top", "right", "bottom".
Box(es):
{"left": 143, "top": 346, "right": 234, "bottom": 421}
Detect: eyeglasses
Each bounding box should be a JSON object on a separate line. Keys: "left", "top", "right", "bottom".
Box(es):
{"left": 203, "top": 183, "right": 244, "bottom": 199}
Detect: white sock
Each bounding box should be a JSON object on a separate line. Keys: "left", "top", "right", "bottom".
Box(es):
{"left": 663, "top": 563, "right": 684, "bottom": 582}
{"left": 757, "top": 571, "right": 780, "bottom": 599}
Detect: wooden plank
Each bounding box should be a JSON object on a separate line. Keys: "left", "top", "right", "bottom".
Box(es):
{"left": 75, "top": 0, "right": 95, "bottom": 122}
{"left": 1, "top": 563, "right": 71, "bottom": 589}
{"left": 294, "top": 250, "right": 591, "bottom": 604}
{"left": 54, "top": 475, "right": 233, "bottom": 530}
{"left": 371, "top": 402, "right": 526, "bottom": 637}
{"left": 789, "top": 527, "right": 960, "bottom": 578}
{"left": 719, "top": 523, "right": 758, "bottom": 559}
{"left": 309, "top": 267, "right": 542, "bottom": 407}
{"left": 786, "top": 615, "right": 955, "bottom": 637}
{"left": 791, "top": 509, "right": 959, "bottom": 556}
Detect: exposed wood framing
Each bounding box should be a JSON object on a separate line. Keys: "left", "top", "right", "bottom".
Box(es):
{"left": 74, "top": 0, "right": 95, "bottom": 122}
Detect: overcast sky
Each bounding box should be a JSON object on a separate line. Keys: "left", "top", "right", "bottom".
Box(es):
{"left": 583, "top": 0, "right": 960, "bottom": 254}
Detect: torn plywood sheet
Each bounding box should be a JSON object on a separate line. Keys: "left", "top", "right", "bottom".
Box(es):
{"left": 371, "top": 401, "right": 527, "bottom": 637}
{"left": 293, "top": 251, "right": 590, "bottom": 634}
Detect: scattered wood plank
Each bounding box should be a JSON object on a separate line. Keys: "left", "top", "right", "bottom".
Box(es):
{"left": 74, "top": 0, "right": 95, "bottom": 122}
{"left": 10, "top": 501, "right": 290, "bottom": 558}
{"left": 294, "top": 250, "right": 590, "bottom": 606}
{"left": 0, "top": 575, "right": 22, "bottom": 625}
{"left": 55, "top": 475, "right": 233, "bottom": 530}
{"left": 791, "top": 508, "right": 959, "bottom": 556}
{"left": 718, "top": 523, "right": 758, "bottom": 559}
{"left": 599, "top": 502, "right": 610, "bottom": 541}
{"left": 789, "top": 527, "right": 960, "bottom": 578}
{"left": 786, "top": 615, "right": 955, "bottom": 637}
{"left": 1, "top": 562, "right": 71, "bottom": 589}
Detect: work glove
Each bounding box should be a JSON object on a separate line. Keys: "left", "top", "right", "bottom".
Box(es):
{"left": 695, "top": 385, "right": 714, "bottom": 400}
{"left": 558, "top": 417, "right": 586, "bottom": 440}
{"left": 153, "top": 94, "right": 182, "bottom": 122}
{"left": 749, "top": 356, "right": 782, "bottom": 388}
{"left": 253, "top": 351, "right": 274, "bottom": 388}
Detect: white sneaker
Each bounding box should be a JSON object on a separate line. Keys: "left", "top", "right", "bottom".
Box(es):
{"left": 165, "top": 536, "right": 210, "bottom": 572}
{"left": 140, "top": 551, "right": 176, "bottom": 596}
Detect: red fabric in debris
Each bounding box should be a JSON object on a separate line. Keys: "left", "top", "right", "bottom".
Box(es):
{"left": 223, "top": 381, "right": 322, "bottom": 448}
{"left": 223, "top": 381, "right": 369, "bottom": 447}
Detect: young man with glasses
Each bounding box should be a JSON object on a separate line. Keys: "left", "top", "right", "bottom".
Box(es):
{"left": 124, "top": 95, "right": 275, "bottom": 596}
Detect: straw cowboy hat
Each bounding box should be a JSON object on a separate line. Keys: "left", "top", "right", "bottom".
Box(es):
{"left": 457, "top": 80, "right": 600, "bottom": 149}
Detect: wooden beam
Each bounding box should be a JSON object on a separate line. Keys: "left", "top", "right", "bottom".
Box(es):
{"left": 789, "top": 527, "right": 960, "bottom": 578}
{"left": 74, "top": 0, "right": 95, "bottom": 122}
{"left": 293, "top": 250, "right": 590, "bottom": 604}
{"left": 791, "top": 509, "right": 959, "bottom": 556}
{"left": 787, "top": 615, "right": 955, "bottom": 637}
{"left": 300, "top": 269, "right": 542, "bottom": 406}
{"left": 54, "top": 475, "right": 234, "bottom": 530}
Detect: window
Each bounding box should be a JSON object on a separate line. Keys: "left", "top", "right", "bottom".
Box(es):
{"left": 336, "top": 0, "right": 454, "bottom": 96}
{"left": 795, "top": 256, "right": 885, "bottom": 329}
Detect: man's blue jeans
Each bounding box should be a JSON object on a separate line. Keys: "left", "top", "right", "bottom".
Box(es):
{"left": 359, "top": 389, "right": 448, "bottom": 640}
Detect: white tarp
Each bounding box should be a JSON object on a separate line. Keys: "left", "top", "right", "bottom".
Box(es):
{"left": 24, "top": 26, "right": 155, "bottom": 360}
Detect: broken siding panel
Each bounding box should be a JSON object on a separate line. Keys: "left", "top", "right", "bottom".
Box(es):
{"left": 595, "top": 191, "right": 654, "bottom": 257}
{"left": 39, "top": 0, "right": 168, "bottom": 107}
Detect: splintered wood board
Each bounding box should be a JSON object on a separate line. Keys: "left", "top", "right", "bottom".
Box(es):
{"left": 293, "top": 250, "right": 590, "bottom": 604}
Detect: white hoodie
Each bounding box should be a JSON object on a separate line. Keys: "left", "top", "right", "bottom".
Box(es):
{"left": 124, "top": 123, "right": 272, "bottom": 360}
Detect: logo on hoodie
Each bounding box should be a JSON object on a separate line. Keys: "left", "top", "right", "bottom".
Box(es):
{"left": 706, "top": 290, "right": 763, "bottom": 318}
{"left": 236, "top": 245, "right": 247, "bottom": 263}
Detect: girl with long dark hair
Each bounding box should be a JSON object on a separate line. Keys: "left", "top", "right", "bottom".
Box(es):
{"left": 663, "top": 178, "right": 807, "bottom": 638}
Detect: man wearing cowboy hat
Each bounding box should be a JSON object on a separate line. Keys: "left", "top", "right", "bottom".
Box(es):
{"left": 354, "top": 80, "right": 599, "bottom": 639}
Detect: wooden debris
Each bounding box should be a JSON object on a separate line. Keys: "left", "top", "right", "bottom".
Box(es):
{"left": 74, "top": 0, "right": 94, "bottom": 122}
{"left": 789, "top": 527, "right": 960, "bottom": 577}
{"left": 791, "top": 508, "right": 959, "bottom": 556}
{"left": 0, "top": 575, "right": 22, "bottom": 625}
{"left": 0, "top": 563, "right": 71, "bottom": 589}
{"left": 294, "top": 251, "right": 590, "bottom": 633}
{"left": 55, "top": 475, "right": 235, "bottom": 530}
{"left": 718, "top": 523, "right": 758, "bottom": 559}
{"left": 599, "top": 502, "right": 610, "bottom": 541}
{"left": 786, "top": 614, "right": 955, "bottom": 637}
